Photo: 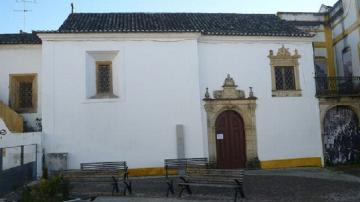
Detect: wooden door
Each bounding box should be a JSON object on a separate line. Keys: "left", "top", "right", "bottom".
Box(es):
{"left": 215, "top": 110, "right": 246, "bottom": 169}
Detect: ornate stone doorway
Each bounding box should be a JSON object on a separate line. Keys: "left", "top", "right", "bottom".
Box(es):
{"left": 204, "top": 74, "right": 258, "bottom": 168}
{"left": 215, "top": 110, "right": 246, "bottom": 168}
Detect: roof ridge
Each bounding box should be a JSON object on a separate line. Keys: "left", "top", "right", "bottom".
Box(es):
{"left": 70, "top": 12, "right": 277, "bottom": 15}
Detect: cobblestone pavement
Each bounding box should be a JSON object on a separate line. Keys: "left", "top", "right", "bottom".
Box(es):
{"left": 69, "top": 168, "right": 360, "bottom": 202}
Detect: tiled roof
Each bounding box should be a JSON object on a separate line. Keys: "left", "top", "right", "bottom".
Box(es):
{"left": 0, "top": 33, "right": 41, "bottom": 45}
{"left": 47, "top": 13, "right": 311, "bottom": 37}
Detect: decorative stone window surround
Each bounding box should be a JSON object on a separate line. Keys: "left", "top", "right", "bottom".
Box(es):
{"left": 268, "top": 46, "right": 302, "bottom": 97}
{"left": 203, "top": 75, "right": 258, "bottom": 167}
{"left": 86, "top": 51, "right": 119, "bottom": 100}
{"left": 9, "top": 74, "right": 37, "bottom": 113}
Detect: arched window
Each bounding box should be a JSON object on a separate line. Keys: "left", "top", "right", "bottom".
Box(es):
{"left": 342, "top": 47, "right": 353, "bottom": 77}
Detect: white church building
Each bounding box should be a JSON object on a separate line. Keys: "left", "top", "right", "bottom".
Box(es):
{"left": 1, "top": 11, "right": 326, "bottom": 174}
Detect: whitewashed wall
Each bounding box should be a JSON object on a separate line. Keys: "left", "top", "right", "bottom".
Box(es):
{"left": 0, "top": 45, "right": 42, "bottom": 130}
{"left": 198, "top": 38, "right": 323, "bottom": 162}
{"left": 40, "top": 35, "right": 204, "bottom": 169}
{"left": 39, "top": 33, "right": 323, "bottom": 169}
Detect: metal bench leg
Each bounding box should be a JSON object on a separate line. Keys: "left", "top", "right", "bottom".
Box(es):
{"left": 239, "top": 186, "right": 245, "bottom": 198}
{"left": 111, "top": 177, "right": 119, "bottom": 196}
{"left": 166, "top": 180, "right": 175, "bottom": 197}
{"left": 186, "top": 185, "right": 192, "bottom": 195}
{"left": 112, "top": 183, "right": 119, "bottom": 195}
{"left": 234, "top": 179, "right": 245, "bottom": 198}
{"left": 234, "top": 189, "right": 238, "bottom": 202}
{"left": 178, "top": 185, "right": 186, "bottom": 197}
{"left": 178, "top": 185, "right": 192, "bottom": 197}
{"left": 123, "top": 180, "right": 132, "bottom": 195}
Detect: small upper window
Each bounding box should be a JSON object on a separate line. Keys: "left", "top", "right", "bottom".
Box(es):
{"left": 268, "top": 46, "right": 301, "bottom": 97}
{"left": 19, "top": 81, "right": 33, "bottom": 108}
{"left": 9, "top": 74, "right": 37, "bottom": 113}
{"left": 91, "top": 61, "right": 117, "bottom": 99}
{"left": 97, "top": 61, "right": 112, "bottom": 94}
{"left": 342, "top": 47, "right": 353, "bottom": 77}
{"left": 275, "top": 66, "right": 296, "bottom": 90}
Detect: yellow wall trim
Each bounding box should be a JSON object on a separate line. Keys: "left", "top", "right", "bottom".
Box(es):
{"left": 128, "top": 167, "right": 175, "bottom": 177}
{"left": 324, "top": 20, "right": 336, "bottom": 77}
{"left": 0, "top": 101, "right": 23, "bottom": 133}
{"left": 313, "top": 42, "right": 326, "bottom": 48}
{"left": 127, "top": 158, "right": 322, "bottom": 176}
{"left": 260, "top": 157, "right": 322, "bottom": 169}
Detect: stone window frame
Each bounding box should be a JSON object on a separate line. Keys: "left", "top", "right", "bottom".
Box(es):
{"left": 9, "top": 73, "right": 37, "bottom": 113}
{"left": 268, "top": 46, "right": 302, "bottom": 97}
{"left": 90, "top": 61, "right": 118, "bottom": 99}
{"left": 86, "top": 51, "right": 120, "bottom": 100}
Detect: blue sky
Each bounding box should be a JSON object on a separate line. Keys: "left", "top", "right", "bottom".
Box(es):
{"left": 0, "top": 0, "right": 338, "bottom": 33}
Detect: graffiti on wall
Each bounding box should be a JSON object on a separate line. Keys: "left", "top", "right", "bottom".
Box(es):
{"left": 0, "top": 129, "right": 6, "bottom": 140}
{"left": 324, "top": 106, "right": 360, "bottom": 165}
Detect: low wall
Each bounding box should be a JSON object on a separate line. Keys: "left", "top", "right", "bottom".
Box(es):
{"left": 0, "top": 119, "right": 43, "bottom": 177}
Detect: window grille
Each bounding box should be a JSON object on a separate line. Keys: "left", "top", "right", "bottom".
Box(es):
{"left": 19, "top": 81, "right": 33, "bottom": 108}
{"left": 9, "top": 74, "right": 37, "bottom": 113}
{"left": 275, "top": 66, "right": 295, "bottom": 90}
{"left": 96, "top": 62, "right": 112, "bottom": 94}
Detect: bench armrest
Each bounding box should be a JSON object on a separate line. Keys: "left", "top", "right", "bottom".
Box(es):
{"left": 122, "top": 171, "right": 129, "bottom": 181}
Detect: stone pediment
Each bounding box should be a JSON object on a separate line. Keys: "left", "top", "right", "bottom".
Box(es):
{"left": 204, "top": 74, "right": 256, "bottom": 100}
{"left": 268, "top": 46, "right": 300, "bottom": 60}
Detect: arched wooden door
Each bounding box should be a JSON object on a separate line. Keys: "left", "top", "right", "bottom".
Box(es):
{"left": 215, "top": 110, "right": 246, "bottom": 169}
{"left": 324, "top": 106, "right": 360, "bottom": 165}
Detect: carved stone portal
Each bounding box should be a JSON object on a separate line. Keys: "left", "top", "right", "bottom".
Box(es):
{"left": 204, "top": 74, "right": 259, "bottom": 168}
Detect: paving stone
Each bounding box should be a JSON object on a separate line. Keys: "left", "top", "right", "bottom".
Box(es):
{"left": 67, "top": 168, "right": 360, "bottom": 202}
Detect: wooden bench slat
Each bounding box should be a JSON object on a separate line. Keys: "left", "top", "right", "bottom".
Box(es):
{"left": 178, "top": 182, "right": 238, "bottom": 188}
{"left": 177, "top": 167, "right": 246, "bottom": 201}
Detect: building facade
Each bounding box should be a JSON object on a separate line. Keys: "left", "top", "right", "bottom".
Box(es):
{"left": 279, "top": 0, "right": 360, "bottom": 166}
{"left": 0, "top": 10, "right": 343, "bottom": 173}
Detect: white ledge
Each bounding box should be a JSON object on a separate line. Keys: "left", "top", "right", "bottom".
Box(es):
{"left": 83, "top": 98, "right": 121, "bottom": 104}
